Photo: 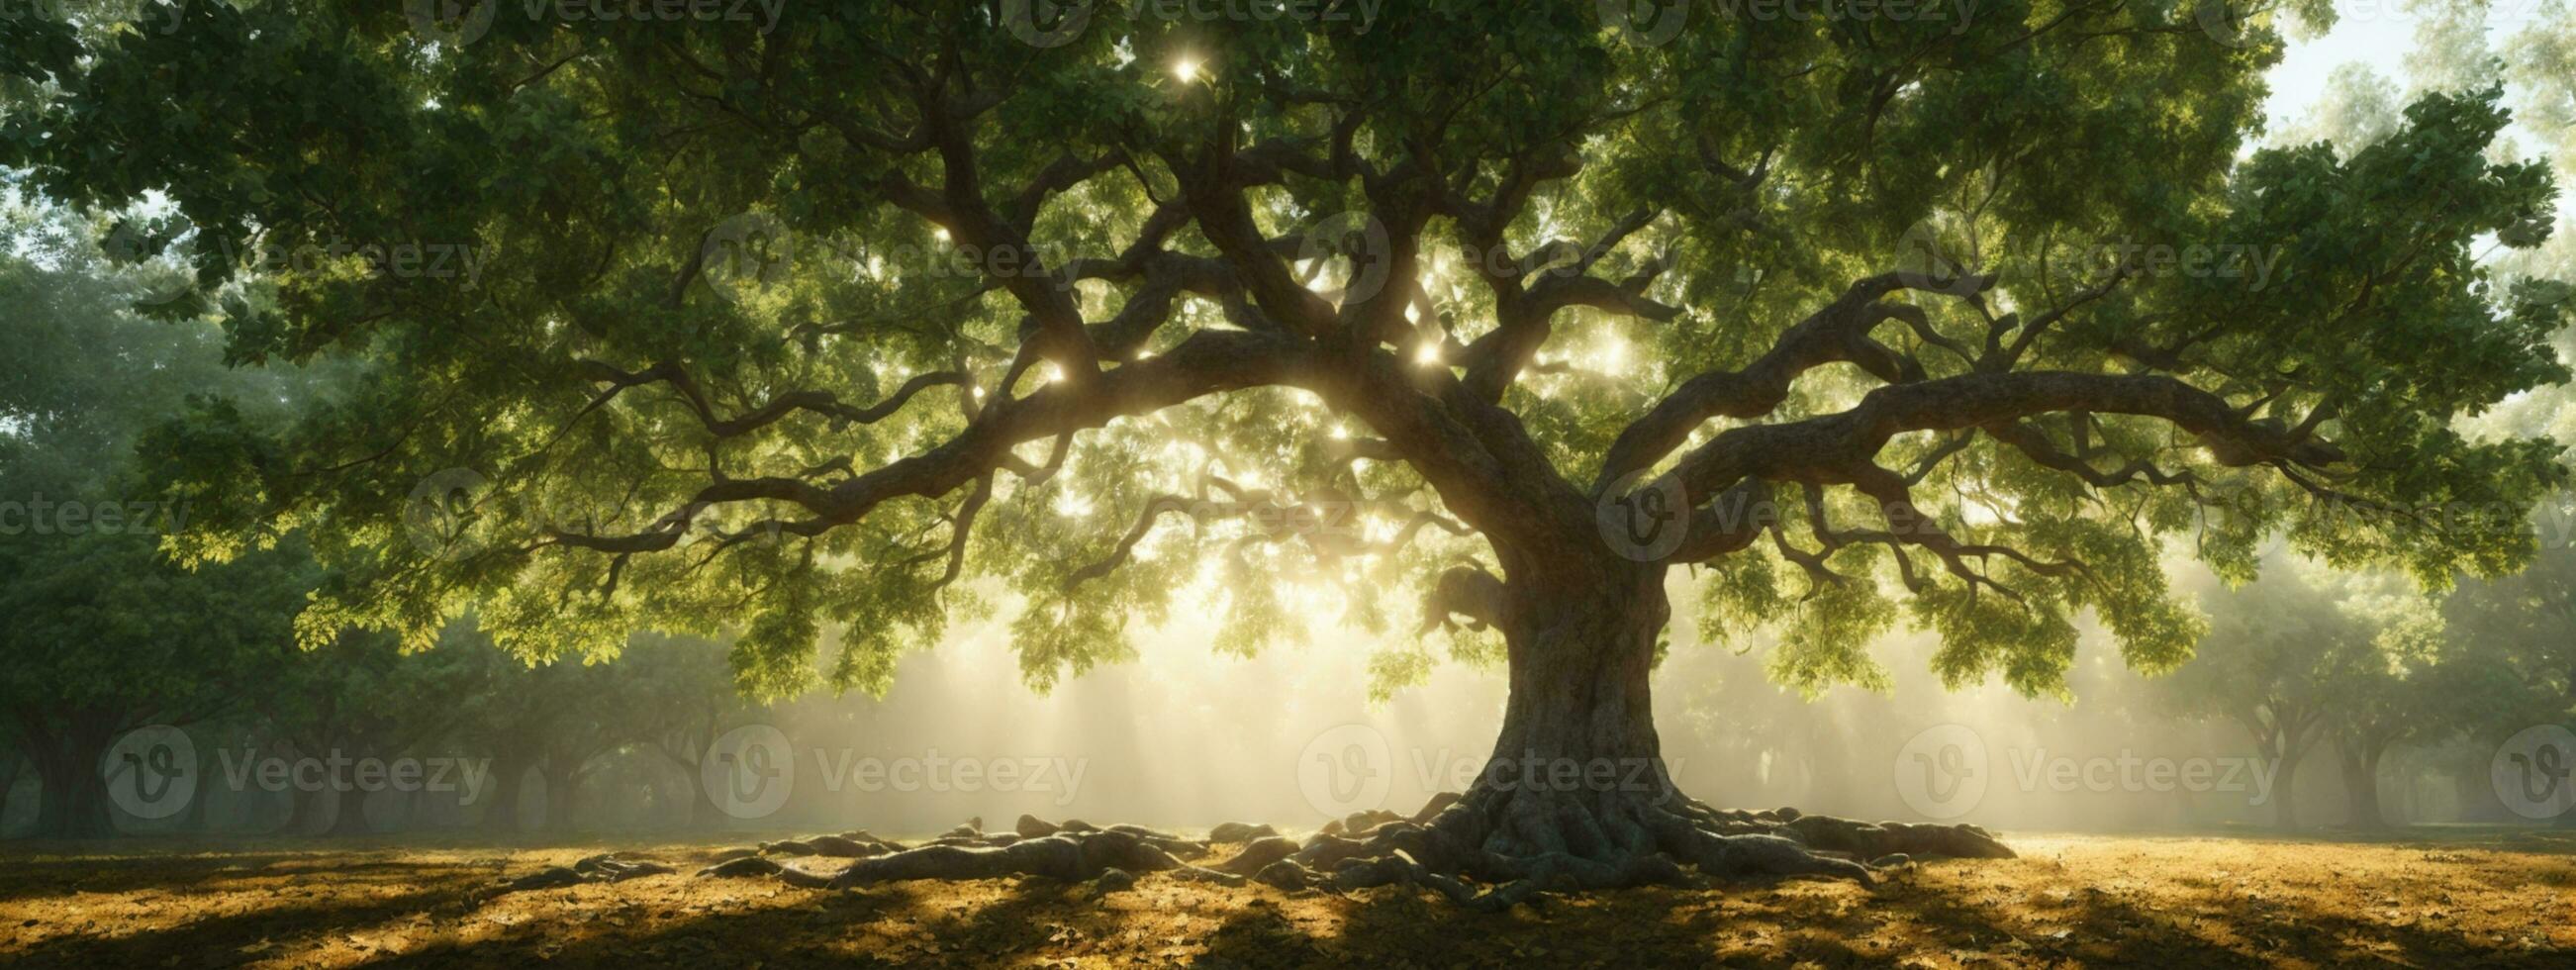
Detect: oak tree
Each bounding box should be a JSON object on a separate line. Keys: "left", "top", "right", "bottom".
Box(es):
{"left": 8, "top": 2, "right": 2570, "bottom": 896}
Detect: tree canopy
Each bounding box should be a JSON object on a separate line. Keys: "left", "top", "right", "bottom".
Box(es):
{"left": 3, "top": 1, "right": 2568, "bottom": 710}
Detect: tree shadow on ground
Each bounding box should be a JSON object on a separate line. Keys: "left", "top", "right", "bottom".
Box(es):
{"left": 6, "top": 836, "right": 2574, "bottom": 967}
{"left": 4, "top": 888, "right": 460, "bottom": 968}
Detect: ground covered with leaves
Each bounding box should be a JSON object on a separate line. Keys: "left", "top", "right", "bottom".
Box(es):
{"left": 3, "top": 828, "right": 2571, "bottom": 968}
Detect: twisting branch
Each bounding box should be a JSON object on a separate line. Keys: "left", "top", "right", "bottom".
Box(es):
{"left": 1596, "top": 271, "right": 1996, "bottom": 490}
{"left": 576, "top": 360, "right": 967, "bottom": 438}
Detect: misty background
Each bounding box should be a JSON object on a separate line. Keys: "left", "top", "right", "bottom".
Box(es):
{"left": 7, "top": 3, "right": 2576, "bottom": 841}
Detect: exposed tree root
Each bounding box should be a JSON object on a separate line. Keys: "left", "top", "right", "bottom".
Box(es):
{"left": 687, "top": 798, "right": 2014, "bottom": 911}
{"left": 826, "top": 828, "right": 1242, "bottom": 890}
{"left": 698, "top": 855, "right": 835, "bottom": 888}
{"left": 495, "top": 853, "right": 676, "bottom": 895}
{"left": 1207, "top": 822, "right": 1281, "bottom": 843}
{"left": 758, "top": 830, "right": 903, "bottom": 858}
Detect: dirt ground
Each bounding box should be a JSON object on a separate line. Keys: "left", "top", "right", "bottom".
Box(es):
{"left": 3, "top": 827, "right": 2572, "bottom": 968}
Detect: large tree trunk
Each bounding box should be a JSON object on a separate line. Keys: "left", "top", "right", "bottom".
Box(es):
{"left": 688, "top": 759, "right": 733, "bottom": 829}
{"left": 31, "top": 744, "right": 114, "bottom": 838}
{"left": 25, "top": 716, "right": 119, "bottom": 839}
{"left": 0, "top": 750, "right": 23, "bottom": 833}
{"left": 295, "top": 781, "right": 375, "bottom": 836}
{"left": 2271, "top": 744, "right": 2303, "bottom": 831}
{"left": 479, "top": 758, "right": 527, "bottom": 832}
{"left": 2337, "top": 739, "right": 2386, "bottom": 831}
{"left": 1484, "top": 571, "right": 1671, "bottom": 800}
{"left": 538, "top": 757, "right": 583, "bottom": 832}
{"left": 700, "top": 560, "right": 2011, "bottom": 909}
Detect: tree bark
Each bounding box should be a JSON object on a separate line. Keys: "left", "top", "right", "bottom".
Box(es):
{"left": 1487, "top": 574, "right": 1669, "bottom": 781}
{"left": 0, "top": 750, "right": 23, "bottom": 834}
{"left": 294, "top": 781, "right": 375, "bottom": 836}
{"left": 25, "top": 716, "right": 119, "bottom": 839}
{"left": 539, "top": 758, "right": 583, "bottom": 832}
{"left": 479, "top": 758, "right": 527, "bottom": 832}
{"left": 2271, "top": 743, "right": 2303, "bottom": 831}
{"left": 688, "top": 760, "right": 732, "bottom": 829}
{"left": 2337, "top": 739, "right": 2386, "bottom": 830}
{"left": 1443, "top": 566, "right": 1692, "bottom": 862}
{"left": 31, "top": 746, "right": 114, "bottom": 838}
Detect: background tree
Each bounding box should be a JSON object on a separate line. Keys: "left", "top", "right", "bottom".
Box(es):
{"left": 0, "top": 530, "right": 316, "bottom": 836}
{"left": 7, "top": 2, "right": 2572, "bottom": 895}
{"left": 2153, "top": 566, "right": 2351, "bottom": 829}
{"left": 0, "top": 198, "right": 339, "bottom": 837}
{"left": 251, "top": 629, "right": 485, "bottom": 834}
{"left": 2311, "top": 578, "right": 2500, "bottom": 830}
{"left": 2442, "top": 492, "right": 2576, "bottom": 825}
{"left": 447, "top": 626, "right": 735, "bottom": 832}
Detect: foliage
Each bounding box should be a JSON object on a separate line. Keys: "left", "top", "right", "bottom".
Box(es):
{"left": 0, "top": 1, "right": 2567, "bottom": 709}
